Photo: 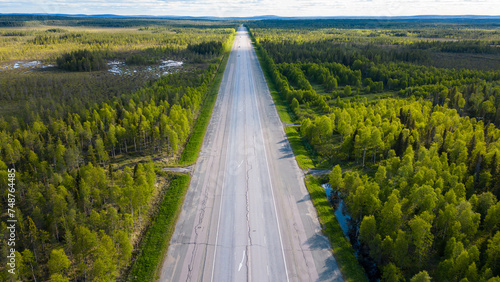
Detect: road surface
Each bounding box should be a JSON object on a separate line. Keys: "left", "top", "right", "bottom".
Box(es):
{"left": 160, "top": 26, "right": 342, "bottom": 282}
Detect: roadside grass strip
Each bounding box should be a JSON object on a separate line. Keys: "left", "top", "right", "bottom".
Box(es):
{"left": 284, "top": 127, "right": 315, "bottom": 170}
{"left": 305, "top": 176, "right": 368, "bottom": 282}
{"left": 127, "top": 174, "right": 191, "bottom": 281}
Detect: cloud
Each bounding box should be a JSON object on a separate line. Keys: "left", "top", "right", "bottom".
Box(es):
{"left": 0, "top": 0, "right": 499, "bottom": 16}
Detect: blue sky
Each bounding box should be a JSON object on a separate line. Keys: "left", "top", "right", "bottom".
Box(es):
{"left": 1, "top": 0, "right": 499, "bottom": 17}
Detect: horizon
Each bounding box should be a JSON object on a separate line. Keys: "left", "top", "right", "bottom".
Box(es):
{"left": 2, "top": 13, "right": 500, "bottom": 20}
{"left": 1, "top": 0, "right": 499, "bottom": 18}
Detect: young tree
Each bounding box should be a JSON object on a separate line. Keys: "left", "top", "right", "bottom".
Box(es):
{"left": 486, "top": 231, "right": 500, "bottom": 276}
{"left": 95, "top": 137, "right": 108, "bottom": 166}
{"left": 291, "top": 98, "right": 299, "bottom": 112}
{"left": 48, "top": 249, "right": 71, "bottom": 276}
{"left": 93, "top": 232, "right": 118, "bottom": 281}
{"left": 344, "top": 85, "right": 352, "bottom": 96}
{"left": 108, "top": 124, "right": 118, "bottom": 158}
{"left": 379, "top": 191, "right": 402, "bottom": 239}
{"left": 409, "top": 212, "right": 434, "bottom": 267}
{"left": 329, "top": 165, "right": 344, "bottom": 192}
{"left": 381, "top": 263, "right": 404, "bottom": 282}
{"left": 410, "top": 271, "right": 432, "bottom": 282}
{"left": 73, "top": 226, "right": 98, "bottom": 280}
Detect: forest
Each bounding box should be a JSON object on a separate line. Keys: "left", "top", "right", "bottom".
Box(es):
{"left": 246, "top": 19, "right": 500, "bottom": 282}
{"left": 0, "top": 16, "right": 236, "bottom": 281}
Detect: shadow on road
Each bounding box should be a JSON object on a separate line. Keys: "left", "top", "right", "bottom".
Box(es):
{"left": 306, "top": 232, "right": 330, "bottom": 251}
{"left": 318, "top": 255, "right": 343, "bottom": 281}
{"left": 296, "top": 194, "right": 311, "bottom": 203}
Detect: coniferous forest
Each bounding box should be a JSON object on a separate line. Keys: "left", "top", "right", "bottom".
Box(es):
{"left": 246, "top": 19, "right": 500, "bottom": 282}
{"left": 0, "top": 15, "right": 236, "bottom": 281}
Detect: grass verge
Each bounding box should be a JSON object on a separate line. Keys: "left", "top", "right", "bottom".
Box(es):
{"left": 284, "top": 126, "right": 315, "bottom": 170}
{"left": 305, "top": 176, "right": 368, "bottom": 282}
{"left": 178, "top": 49, "right": 231, "bottom": 165}
{"left": 127, "top": 173, "right": 191, "bottom": 281}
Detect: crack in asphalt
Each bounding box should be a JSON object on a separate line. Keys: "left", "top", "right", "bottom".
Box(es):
{"left": 293, "top": 221, "right": 314, "bottom": 281}
{"left": 185, "top": 66, "right": 233, "bottom": 281}
{"left": 243, "top": 98, "right": 252, "bottom": 280}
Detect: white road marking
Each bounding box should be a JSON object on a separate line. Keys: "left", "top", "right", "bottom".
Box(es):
{"left": 253, "top": 62, "right": 290, "bottom": 281}
{"left": 238, "top": 250, "right": 246, "bottom": 271}
{"left": 237, "top": 160, "right": 243, "bottom": 168}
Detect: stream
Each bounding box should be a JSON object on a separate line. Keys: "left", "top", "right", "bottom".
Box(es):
{"left": 322, "top": 183, "right": 351, "bottom": 237}
{"left": 321, "top": 183, "right": 380, "bottom": 281}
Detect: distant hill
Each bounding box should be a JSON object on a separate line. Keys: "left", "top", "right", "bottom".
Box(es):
{"left": 0, "top": 13, "right": 499, "bottom": 21}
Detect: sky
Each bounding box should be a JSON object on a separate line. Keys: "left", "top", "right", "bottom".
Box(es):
{"left": 1, "top": 0, "right": 499, "bottom": 17}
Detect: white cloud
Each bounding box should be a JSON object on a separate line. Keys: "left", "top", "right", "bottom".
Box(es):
{"left": 0, "top": 0, "right": 499, "bottom": 16}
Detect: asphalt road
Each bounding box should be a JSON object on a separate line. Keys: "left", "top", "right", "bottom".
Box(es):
{"left": 160, "top": 26, "right": 342, "bottom": 282}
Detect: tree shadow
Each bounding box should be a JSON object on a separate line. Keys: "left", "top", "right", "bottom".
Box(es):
{"left": 305, "top": 232, "right": 331, "bottom": 251}
{"left": 296, "top": 194, "right": 311, "bottom": 203}
{"left": 318, "top": 255, "right": 343, "bottom": 281}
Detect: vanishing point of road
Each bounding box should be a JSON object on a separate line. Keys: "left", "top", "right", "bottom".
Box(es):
{"left": 160, "top": 26, "right": 342, "bottom": 282}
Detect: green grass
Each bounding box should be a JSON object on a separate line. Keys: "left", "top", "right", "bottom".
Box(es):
{"left": 305, "top": 176, "right": 368, "bottom": 282}
{"left": 178, "top": 42, "right": 232, "bottom": 165}
{"left": 127, "top": 173, "right": 191, "bottom": 281}
{"left": 284, "top": 126, "right": 315, "bottom": 170}
{"left": 310, "top": 81, "right": 331, "bottom": 98}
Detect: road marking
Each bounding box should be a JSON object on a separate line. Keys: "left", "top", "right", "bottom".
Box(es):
{"left": 209, "top": 140, "right": 226, "bottom": 282}
{"left": 210, "top": 45, "right": 237, "bottom": 282}
{"left": 251, "top": 36, "right": 290, "bottom": 281}
{"left": 238, "top": 250, "right": 246, "bottom": 271}
{"left": 237, "top": 160, "right": 243, "bottom": 168}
